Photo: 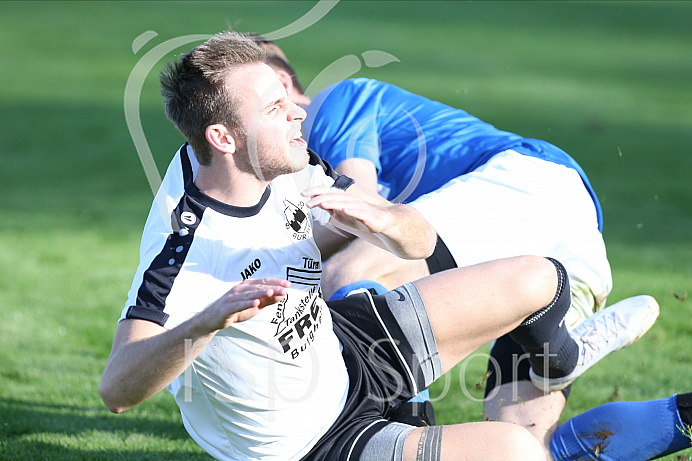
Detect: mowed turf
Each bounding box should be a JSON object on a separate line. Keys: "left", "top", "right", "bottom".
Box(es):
{"left": 1, "top": 1, "right": 690, "bottom": 459}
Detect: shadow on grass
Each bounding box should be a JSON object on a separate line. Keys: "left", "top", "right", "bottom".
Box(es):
{"left": 0, "top": 398, "right": 211, "bottom": 460}
{"left": 0, "top": 445, "right": 209, "bottom": 461}
{"left": 0, "top": 442, "right": 211, "bottom": 461}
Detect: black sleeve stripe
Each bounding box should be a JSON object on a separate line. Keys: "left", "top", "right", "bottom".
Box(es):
{"left": 308, "top": 148, "right": 338, "bottom": 179}
{"left": 307, "top": 148, "right": 355, "bottom": 190}
{"left": 125, "top": 305, "right": 170, "bottom": 326}
{"left": 333, "top": 175, "right": 355, "bottom": 191}
{"left": 130, "top": 232, "right": 186, "bottom": 324}
{"left": 128, "top": 194, "right": 203, "bottom": 326}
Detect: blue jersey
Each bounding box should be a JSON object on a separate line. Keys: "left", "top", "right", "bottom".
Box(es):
{"left": 304, "top": 78, "right": 602, "bottom": 230}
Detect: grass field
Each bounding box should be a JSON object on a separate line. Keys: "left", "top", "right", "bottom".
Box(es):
{"left": 1, "top": 1, "right": 691, "bottom": 459}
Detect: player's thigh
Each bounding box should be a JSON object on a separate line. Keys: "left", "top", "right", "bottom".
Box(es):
{"left": 402, "top": 422, "right": 546, "bottom": 461}
{"left": 412, "top": 256, "right": 556, "bottom": 373}
{"left": 323, "top": 238, "right": 429, "bottom": 290}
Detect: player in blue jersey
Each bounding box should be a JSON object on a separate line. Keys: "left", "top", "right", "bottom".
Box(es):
{"left": 100, "top": 32, "right": 655, "bottom": 461}
{"left": 252, "top": 35, "right": 659, "bottom": 458}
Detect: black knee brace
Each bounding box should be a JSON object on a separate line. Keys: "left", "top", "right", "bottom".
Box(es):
{"left": 507, "top": 257, "right": 578, "bottom": 379}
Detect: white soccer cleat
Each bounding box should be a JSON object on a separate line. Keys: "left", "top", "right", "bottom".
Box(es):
{"left": 530, "top": 295, "right": 660, "bottom": 392}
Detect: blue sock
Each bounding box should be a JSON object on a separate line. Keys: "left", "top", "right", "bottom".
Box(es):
{"left": 551, "top": 395, "right": 691, "bottom": 461}
{"left": 408, "top": 388, "right": 431, "bottom": 403}
{"left": 327, "top": 280, "right": 388, "bottom": 301}
{"left": 328, "top": 280, "right": 431, "bottom": 406}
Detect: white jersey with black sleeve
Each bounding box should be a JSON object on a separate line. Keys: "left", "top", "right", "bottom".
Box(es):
{"left": 119, "top": 145, "right": 354, "bottom": 461}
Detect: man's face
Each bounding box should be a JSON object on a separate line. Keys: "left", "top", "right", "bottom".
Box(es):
{"left": 227, "top": 63, "right": 309, "bottom": 181}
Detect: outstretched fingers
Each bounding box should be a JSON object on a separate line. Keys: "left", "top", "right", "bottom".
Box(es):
{"left": 231, "top": 277, "right": 290, "bottom": 295}
{"left": 207, "top": 278, "right": 291, "bottom": 328}
{"left": 302, "top": 186, "right": 387, "bottom": 233}
{"left": 232, "top": 278, "right": 291, "bottom": 307}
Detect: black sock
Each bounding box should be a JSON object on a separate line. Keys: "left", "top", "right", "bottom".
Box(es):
{"left": 508, "top": 257, "right": 578, "bottom": 378}
{"left": 677, "top": 392, "right": 692, "bottom": 427}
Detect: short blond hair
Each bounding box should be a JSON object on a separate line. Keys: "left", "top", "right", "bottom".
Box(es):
{"left": 160, "top": 31, "right": 266, "bottom": 165}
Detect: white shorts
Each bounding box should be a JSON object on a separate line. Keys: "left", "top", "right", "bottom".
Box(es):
{"left": 410, "top": 150, "right": 612, "bottom": 326}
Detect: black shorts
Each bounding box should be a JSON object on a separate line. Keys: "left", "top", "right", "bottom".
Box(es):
{"left": 300, "top": 285, "right": 440, "bottom": 461}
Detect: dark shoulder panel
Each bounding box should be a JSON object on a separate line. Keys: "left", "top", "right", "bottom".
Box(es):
{"left": 307, "top": 148, "right": 354, "bottom": 190}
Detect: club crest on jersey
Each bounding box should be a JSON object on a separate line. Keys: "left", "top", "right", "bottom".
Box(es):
{"left": 283, "top": 199, "right": 311, "bottom": 240}
{"left": 180, "top": 211, "right": 196, "bottom": 226}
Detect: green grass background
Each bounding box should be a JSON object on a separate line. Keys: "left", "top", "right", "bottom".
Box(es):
{"left": 1, "top": 1, "right": 690, "bottom": 459}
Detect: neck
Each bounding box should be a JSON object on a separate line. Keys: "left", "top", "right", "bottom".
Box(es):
{"left": 195, "top": 161, "right": 268, "bottom": 207}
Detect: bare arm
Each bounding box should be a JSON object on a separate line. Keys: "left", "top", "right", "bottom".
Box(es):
{"left": 334, "top": 158, "right": 379, "bottom": 195}
{"left": 312, "top": 158, "right": 381, "bottom": 259}
{"left": 303, "top": 183, "right": 436, "bottom": 261}
{"left": 99, "top": 278, "right": 290, "bottom": 413}
{"left": 312, "top": 221, "right": 352, "bottom": 260}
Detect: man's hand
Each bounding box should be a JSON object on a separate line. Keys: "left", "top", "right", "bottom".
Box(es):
{"left": 303, "top": 186, "right": 393, "bottom": 235}
{"left": 200, "top": 278, "right": 291, "bottom": 331}
{"left": 99, "top": 277, "right": 291, "bottom": 413}
{"left": 302, "top": 185, "right": 436, "bottom": 260}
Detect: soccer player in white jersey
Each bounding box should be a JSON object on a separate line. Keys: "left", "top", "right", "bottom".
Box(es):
{"left": 100, "top": 32, "right": 654, "bottom": 461}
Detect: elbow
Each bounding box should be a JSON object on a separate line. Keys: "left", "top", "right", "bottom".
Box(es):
{"left": 423, "top": 224, "right": 437, "bottom": 259}
{"left": 101, "top": 396, "right": 130, "bottom": 415}
{"left": 99, "top": 381, "right": 131, "bottom": 414}
{"left": 417, "top": 208, "right": 437, "bottom": 260}
{"left": 404, "top": 228, "right": 436, "bottom": 260}
{"left": 412, "top": 221, "right": 437, "bottom": 260}
{"left": 106, "top": 404, "right": 128, "bottom": 415}
{"left": 401, "top": 209, "right": 437, "bottom": 260}
{"left": 403, "top": 222, "right": 437, "bottom": 260}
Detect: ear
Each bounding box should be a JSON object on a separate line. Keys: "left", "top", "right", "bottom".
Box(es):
{"left": 273, "top": 68, "right": 310, "bottom": 107}
{"left": 205, "top": 124, "right": 237, "bottom": 154}
{"left": 274, "top": 69, "right": 294, "bottom": 94}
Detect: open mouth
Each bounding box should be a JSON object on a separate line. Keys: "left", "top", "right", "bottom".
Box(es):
{"left": 290, "top": 131, "right": 307, "bottom": 148}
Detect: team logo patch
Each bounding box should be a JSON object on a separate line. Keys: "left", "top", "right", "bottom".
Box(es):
{"left": 283, "top": 199, "right": 311, "bottom": 240}
{"left": 181, "top": 211, "right": 196, "bottom": 226}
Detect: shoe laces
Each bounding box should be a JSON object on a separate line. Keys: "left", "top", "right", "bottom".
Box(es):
{"left": 573, "top": 311, "right": 627, "bottom": 365}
